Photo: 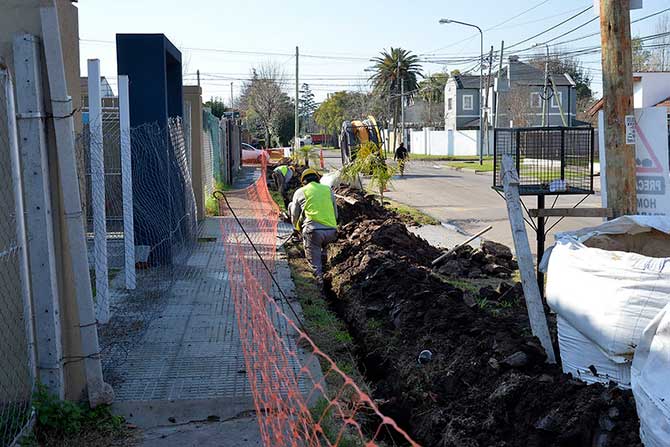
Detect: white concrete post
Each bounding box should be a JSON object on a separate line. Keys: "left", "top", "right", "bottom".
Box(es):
{"left": 118, "top": 75, "right": 135, "bottom": 290}
{"left": 598, "top": 110, "right": 608, "bottom": 210}
{"left": 12, "top": 34, "right": 64, "bottom": 397}
{"left": 2, "top": 66, "right": 37, "bottom": 388}
{"left": 88, "top": 59, "right": 109, "bottom": 323}
{"left": 501, "top": 155, "right": 556, "bottom": 363}
{"left": 41, "top": 6, "right": 113, "bottom": 406}
{"left": 424, "top": 127, "right": 429, "bottom": 155}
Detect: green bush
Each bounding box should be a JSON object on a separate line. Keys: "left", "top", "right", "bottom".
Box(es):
{"left": 28, "top": 384, "right": 124, "bottom": 442}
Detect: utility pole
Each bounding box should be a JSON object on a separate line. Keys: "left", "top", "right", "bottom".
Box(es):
{"left": 542, "top": 43, "right": 549, "bottom": 127}
{"left": 295, "top": 46, "right": 299, "bottom": 155}
{"left": 483, "top": 46, "right": 494, "bottom": 156}
{"left": 197, "top": 69, "right": 200, "bottom": 87}
{"left": 494, "top": 41, "right": 504, "bottom": 129}
{"left": 542, "top": 45, "right": 549, "bottom": 126}
{"left": 600, "top": 0, "right": 637, "bottom": 216}
{"left": 478, "top": 29, "right": 483, "bottom": 165}
{"left": 230, "top": 82, "right": 233, "bottom": 110}
{"left": 394, "top": 59, "right": 400, "bottom": 150}
{"left": 400, "top": 77, "right": 405, "bottom": 145}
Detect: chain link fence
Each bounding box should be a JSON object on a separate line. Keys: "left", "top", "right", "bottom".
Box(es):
{"left": 0, "top": 69, "right": 35, "bottom": 447}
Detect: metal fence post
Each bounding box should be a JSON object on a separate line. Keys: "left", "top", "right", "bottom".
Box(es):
{"left": 12, "top": 33, "right": 64, "bottom": 397}
{"left": 118, "top": 75, "right": 135, "bottom": 290}
{"left": 88, "top": 59, "right": 110, "bottom": 323}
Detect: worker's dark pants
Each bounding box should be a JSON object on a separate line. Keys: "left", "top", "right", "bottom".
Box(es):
{"left": 303, "top": 228, "right": 338, "bottom": 279}
{"left": 272, "top": 172, "right": 290, "bottom": 208}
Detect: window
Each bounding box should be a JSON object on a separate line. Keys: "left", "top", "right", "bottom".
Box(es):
{"left": 530, "top": 92, "right": 542, "bottom": 108}
{"left": 462, "top": 94, "right": 473, "bottom": 110}
{"left": 447, "top": 98, "right": 453, "bottom": 111}
{"left": 551, "top": 92, "right": 563, "bottom": 109}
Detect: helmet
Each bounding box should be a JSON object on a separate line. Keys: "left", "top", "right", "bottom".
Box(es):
{"left": 300, "top": 168, "right": 321, "bottom": 184}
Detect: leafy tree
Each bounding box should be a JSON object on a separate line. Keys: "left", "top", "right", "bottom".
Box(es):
{"left": 649, "top": 14, "right": 670, "bottom": 71}
{"left": 340, "top": 142, "right": 395, "bottom": 205}
{"left": 204, "top": 97, "right": 227, "bottom": 119}
{"left": 239, "top": 63, "right": 291, "bottom": 147}
{"left": 299, "top": 83, "right": 317, "bottom": 133}
{"left": 369, "top": 48, "right": 423, "bottom": 134}
{"left": 314, "top": 91, "right": 348, "bottom": 136}
{"left": 418, "top": 72, "right": 449, "bottom": 125}
{"left": 632, "top": 36, "right": 652, "bottom": 72}
{"left": 529, "top": 51, "right": 592, "bottom": 101}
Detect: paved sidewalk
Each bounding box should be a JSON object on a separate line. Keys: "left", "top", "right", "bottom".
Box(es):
{"left": 98, "top": 167, "right": 302, "bottom": 445}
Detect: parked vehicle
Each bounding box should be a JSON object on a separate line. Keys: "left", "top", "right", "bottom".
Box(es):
{"left": 242, "top": 143, "right": 270, "bottom": 164}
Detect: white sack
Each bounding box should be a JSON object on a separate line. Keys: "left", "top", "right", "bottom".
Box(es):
{"left": 557, "top": 316, "right": 631, "bottom": 388}
{"left": 632, "top": 303, "right": 670, "bottom": 447}
{"left": 320, "top": 169, "right": 342, "bottom": 188}
{"left": 546, "top": 238, "right": 670, "bottom": 364}
{"left": 545, "top": 216, "right": 670, "bottom": 365}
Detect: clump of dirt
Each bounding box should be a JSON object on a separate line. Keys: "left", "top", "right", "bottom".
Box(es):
{"left": 324, "top": 190, "right": 641, "bottom": 447}
{"left": 435, "top": 241, "right": 518, "bottom": 279}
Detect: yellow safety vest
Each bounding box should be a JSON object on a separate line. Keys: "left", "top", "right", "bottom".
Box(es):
{"left": 274, "top": 165, "right": 289, "bottom": 176}
{"left": 302, "top": 182, "right": 337, "bottom": 229}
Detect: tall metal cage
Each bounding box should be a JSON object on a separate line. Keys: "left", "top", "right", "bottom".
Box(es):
{"left": 493, "top": 127, "right": 595, "bottom": 196}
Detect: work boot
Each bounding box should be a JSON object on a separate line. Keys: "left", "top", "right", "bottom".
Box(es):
{"left": 315, "top": 275, "right": 325, "bottom": 292}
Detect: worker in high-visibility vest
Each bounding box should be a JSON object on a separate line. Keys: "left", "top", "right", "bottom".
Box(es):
{"left": 272, "top": 164, "right": 295, "bottom": 208}
{"left": 289, "top": 169, "right": 338, "bottom": 282}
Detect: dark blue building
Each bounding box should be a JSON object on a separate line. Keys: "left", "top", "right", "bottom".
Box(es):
{"left": 117, "top": 34, "right": 191, "bottom": 265}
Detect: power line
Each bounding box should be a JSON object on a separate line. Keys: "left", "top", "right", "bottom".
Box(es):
{"left": 422, "top": 0, "right": 552, "bottom": 55}
{"left": 505, "top": 5, "right": 593, "bottom": 51}
{"left": 529, "top": 6, "right": 670, "bottom": 49}
{"left": 79, "top": 38, "right": 371, "bottom": 61}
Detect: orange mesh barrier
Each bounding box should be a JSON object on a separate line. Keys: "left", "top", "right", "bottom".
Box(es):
{"left": 217, "top": 163, "right": 419, "bottom": 446}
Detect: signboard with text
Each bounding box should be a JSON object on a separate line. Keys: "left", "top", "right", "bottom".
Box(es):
{"left": 599, "top": 107, "right": 670, "bottom": 216}
{"left": 634, "top": 108, "right": 670, "bottom": 215}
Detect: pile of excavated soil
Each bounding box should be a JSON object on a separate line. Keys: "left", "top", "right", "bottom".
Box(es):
{"left": 324, "top": 191, "right": 641, "bottom": 447}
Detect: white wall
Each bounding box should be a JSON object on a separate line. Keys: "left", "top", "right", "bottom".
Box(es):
{"left": 636, "top": 73, "right": 670, "bottom": 108}
{"left": 410, "top": 128, "right": 493, "bottom": 156}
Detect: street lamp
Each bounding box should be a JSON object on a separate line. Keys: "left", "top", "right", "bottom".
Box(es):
{"left": 440, "top": 18, "right": 484, "bottom": 165}
{"left": 533, "top": 42, "right": 550, "bottom": 127}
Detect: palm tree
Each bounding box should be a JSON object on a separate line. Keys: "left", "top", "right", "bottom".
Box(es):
{"left": 369, "top": 48, "right": 423, "bottom": 146}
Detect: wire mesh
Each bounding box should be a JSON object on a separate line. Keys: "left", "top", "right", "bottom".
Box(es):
{"left": 493, "top": 127, "right": 594, "bottom": 195}
{"left": 217, "top": 162, "right": 419, "bottom": 447}
{"left": 0, "top": 70, "right": 34, "bottom": 447}
{"left": 203, "top": 109, "right": 221, "bottom": 187}
{"left": 96, "top": 119, "right": 199, "bottom": 382}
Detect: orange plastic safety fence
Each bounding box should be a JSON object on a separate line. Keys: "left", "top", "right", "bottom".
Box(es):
{"left": 217, "top": 164, "right": 420, "bottom": 447}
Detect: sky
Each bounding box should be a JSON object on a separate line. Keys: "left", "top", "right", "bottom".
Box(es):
{"left": 76, "top": 0, "right": 667, "bottom": 103}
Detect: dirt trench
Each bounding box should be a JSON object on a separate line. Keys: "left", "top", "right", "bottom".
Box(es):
{"left": 322, "top": 188, "right": 641, "bottom": 447}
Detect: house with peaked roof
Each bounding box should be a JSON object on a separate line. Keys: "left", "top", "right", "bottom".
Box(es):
{"left": 444, "top": 56, "right": 581, "bottom": 131}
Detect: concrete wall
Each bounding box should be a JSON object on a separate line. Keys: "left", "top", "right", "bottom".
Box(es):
{"left": 444, "top": 78, "right": 457, "bottom": 130}
{"left": 183, "top": 86, "right": 204, "bottom": 219}
{"left": 410, "top": 128, "right": 493, "bottom": 156}
{"left": 636, "top": 73, "right": 670, "bottom": 108}
{"left": 0, "top": 0, "right": 87, "bottom": 400}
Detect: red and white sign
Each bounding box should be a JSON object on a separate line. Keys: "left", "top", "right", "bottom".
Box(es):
{"left": 599, "top": 107, "right": 670, "bottom": 216}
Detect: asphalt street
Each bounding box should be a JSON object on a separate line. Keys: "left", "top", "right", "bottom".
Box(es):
{"left": 321, "top": 150, "right": 604, "bottom": 254}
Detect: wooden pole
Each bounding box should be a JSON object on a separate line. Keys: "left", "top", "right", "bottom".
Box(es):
{"left": 600, "top": 0, "right": 637, "bottom": 217}
{"left": 502, "top": 155, "right": 556, "bottom": 363}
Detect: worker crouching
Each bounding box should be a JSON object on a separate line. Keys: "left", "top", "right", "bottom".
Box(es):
{"left": 272, "top": 164, "right": 295, "bottom": 209}
{"left": 289, "top": 169, "right": 338, "bottom": 284}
